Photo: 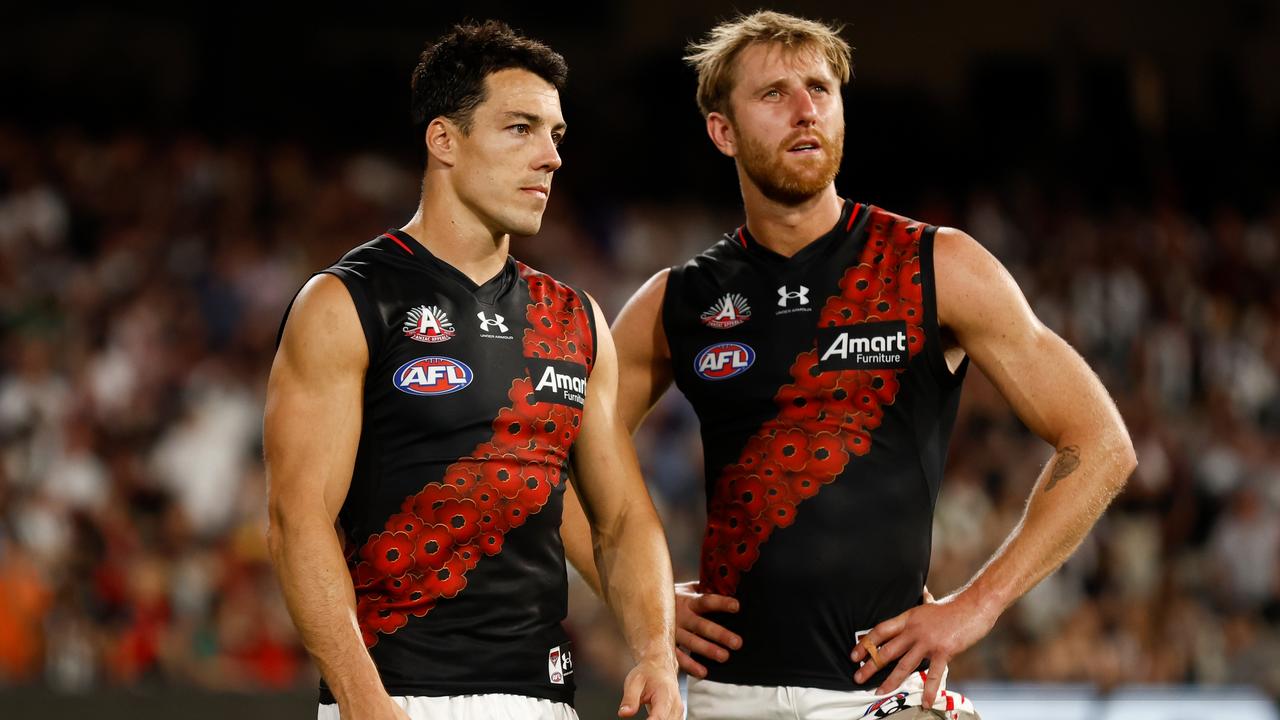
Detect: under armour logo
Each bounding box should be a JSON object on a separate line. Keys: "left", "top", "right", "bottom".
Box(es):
{"left": 477, "top": 312, "right": 508, "bottom": 333}
{"left": 777, "top": 285, "right": 809, "bottom": 307}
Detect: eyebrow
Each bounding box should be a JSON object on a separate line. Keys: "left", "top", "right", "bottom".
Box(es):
{"left": 501, "top": 111, "right": 567, "bottom": 134}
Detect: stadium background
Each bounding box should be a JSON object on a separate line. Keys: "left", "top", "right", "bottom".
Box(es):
{"left": 2, "top": 1, "right": 1278, "bottom": 717}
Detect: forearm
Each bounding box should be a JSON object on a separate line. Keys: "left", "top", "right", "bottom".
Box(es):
{"left": 963, "top": 432, "right": 1136, "bottom": 616}
{"left": 562, "top": 481, "right": 604, "bottom": 597}
{"left": 594, "top": 504, "right": 677, "bottom": 666}
{"left": 269, "top": 514, "right": 385, "bottom": 705}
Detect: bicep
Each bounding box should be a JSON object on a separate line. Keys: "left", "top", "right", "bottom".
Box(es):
{"left": 936, "top": 229, "right": 1119, "bottom": 446}
{"left": 611, "top": 269, "right": 674, "bottom": 433}
{"left": 264, "top": 273, "right": 368, "bottom": 524}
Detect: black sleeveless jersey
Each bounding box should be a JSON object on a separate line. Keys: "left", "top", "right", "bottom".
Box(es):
{"left": 662, "top": 201, "right": 968, "bottom": 691}
{"left": 282, "top": 230, "right": 596, "bottom": 705}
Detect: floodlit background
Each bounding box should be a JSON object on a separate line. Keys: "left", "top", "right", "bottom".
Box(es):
{"left": 1, "top": 2, "right": 1278, "bottom": 718}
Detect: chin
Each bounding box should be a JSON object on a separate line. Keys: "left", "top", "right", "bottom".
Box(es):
{"left": 506, "top": 216, "right": 543, "bottom": 238}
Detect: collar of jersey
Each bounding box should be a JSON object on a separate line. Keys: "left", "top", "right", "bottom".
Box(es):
{"left": 733, "top": 198, "right": 863, "bottom": 265}
{"left": 383, "top": 228, "right": 517, "bottom": 306}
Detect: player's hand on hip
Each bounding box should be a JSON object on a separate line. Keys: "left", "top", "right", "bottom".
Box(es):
{"left": 673, "top": 580, "right": 742, "bottom": 678}
{"left": 618, "top": 656, "right": 683, "bottom": 719}
{"left": 849, "top": 590, "right": 996, "bottom": 710}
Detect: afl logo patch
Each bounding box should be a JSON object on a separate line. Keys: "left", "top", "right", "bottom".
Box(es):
{"left": 394, "top": 357, "right": 473, "bottom": 396}
{"left": 694, "top": 342, "right": 755, "bottom": 381}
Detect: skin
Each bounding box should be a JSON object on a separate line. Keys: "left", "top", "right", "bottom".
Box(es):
{"left": 561, "top": 40, "right": 1137, "bottom": 709}
{"left": 266, "top": 68, "right": 681, "bottom": 720}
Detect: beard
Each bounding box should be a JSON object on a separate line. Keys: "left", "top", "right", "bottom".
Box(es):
{"left": 735, "top": 124, "right": 844, "bottom": 205}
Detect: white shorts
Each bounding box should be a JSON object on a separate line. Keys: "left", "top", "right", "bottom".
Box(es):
{"left": 686, "top": 670, "right": 979, "bottom": 720}
{"left": 317, "top": 693, "right": 578, "bottom": 720}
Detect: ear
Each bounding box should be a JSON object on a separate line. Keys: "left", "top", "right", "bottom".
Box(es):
{"left": 706, "top": 112, "right": 737, "bottom": 158}
{"left": 424, "top": 117, "right": 458, "bottom": 168}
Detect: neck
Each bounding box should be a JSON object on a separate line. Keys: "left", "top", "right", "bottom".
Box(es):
{"left": 400, "top": 176, "right": 511, "bottom": 285}
{"left": 739, "top": 179, "right": 844, "bottom": 257}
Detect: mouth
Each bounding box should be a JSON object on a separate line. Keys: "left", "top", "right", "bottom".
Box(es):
{"left": 520, "top": 186, "right": 549, "bottom": 200}
{"left": 786, "top": 137, "right": 823, "bottom": 155}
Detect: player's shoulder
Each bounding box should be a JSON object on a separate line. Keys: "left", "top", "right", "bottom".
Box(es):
{"left": 861, "top": 203, "right": 928, "bottom": 229}
{"left": 670, "top": 226, "right": 745, "bottom": 281}
{"left": 325, "top": 230, "right": 417, "bottom": 278}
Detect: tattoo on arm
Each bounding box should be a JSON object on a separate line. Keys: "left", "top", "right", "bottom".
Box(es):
{"left": 1044, "top": 445, "right": 1081, "bottom": 493}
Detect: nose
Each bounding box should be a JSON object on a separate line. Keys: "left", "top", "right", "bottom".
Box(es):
{"left": 533, "top": 132, "right": 562, "bottom": 173}
{"left": 791, "top": 91, "right": 818, "bottom": 127}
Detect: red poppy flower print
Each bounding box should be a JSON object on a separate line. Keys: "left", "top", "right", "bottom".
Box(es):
{"left": 819, "top": 297, "right": 868, "bottom": 328}
{"left": 477, "top": 508, "right": 507, "bottom": 535}
{"left": 470, "top": 482, "right": 500, "bottom": 510}
{"left": 770, "top": 501, "right": 798, "bottom": 528}
{"left": 386, "top": 511, "right": 424, "bottom": 536}
{"left": 777, "top": 385, "right": 822, "bottom": 423}
{"left": 384, "top": 574, "right": 410, "bottom": 597}
{"left": 503, "top": 502, "right": 529, "bottom": 530}
{"left": 806, "top": 433, "right": 849, "bottom": 477}
{"left": 906, "top": 326, "right": 924, "bottom": 355}
{"left": 424, "top": 556, "right": 468, "bottom": 599}
{"left": 868, "top": 372, "right": 900, "bottom": 404}
{"left": 363, "top": 531, "right": 414, "bottom": 577}
{"left": 456, "top": 544, "right": 480, "bottom": 570}
{"left": 509, "top": 381, "right": 542, "bottom": 418}
{"left": 365, "top": 606, "right": 408, "bottom": 635}
{"left": 846, "top": 429, "right": 872, "bottom": 456}
{"left": 413, "top": 524, "right": 454, "bottom": 572}
{"left": 435, "top": 498, "right": 481, "bottom": 545}
{"left": 788, "top": 472, "right": 822, "bottom": 500}
{"left": 703, "top": 553, "right": 740, "bottom": 596}
{"left": 477, "top": 531, "right": 505, "bottom": 556}
{"left": 854, "top": 388, "right": 880, "bottom": 414}
{"left": 730, "top": 476, "right": 768, "bottom": 517}
{"left": 726, "top": 537, "right": 761, "bottom": 571}
{"left": 483, "top": 455, "right": 525, "bottom": 498}
{"left": 527, "top": 304, "right": 557, "bottom": 336}
{"left": 756, "top": 460, "right": 785, "bottom": 486}
{"left": 841, "top": 264, "right": 883, "bottom": 303}
{"left": 769, "top": 429, "right": 810, "bottom": 472}
{"left": 409, "top": 484, "right": 462, "bottom": 524}
{"left": 762, "top": 478, "right": 796, "bottom": 507}
{"left": 494, "top": 410, "right": 534, "bottom": 449}
{"left": 441, "top": 466, "right": 480, "bottom": 495}
{"left": 708, "top": 504, "right": 750, "bottom": 541}
{"left": 518, "top": 466, "right": 553, "bottom": 507}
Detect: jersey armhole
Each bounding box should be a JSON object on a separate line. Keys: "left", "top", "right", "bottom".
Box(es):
{"left": 317, "top": 267, "right": 383, "bottom": 364}
{"left": 658, "top": 264, "right": 682, "bottom": 360}
{"left": 920, "top": 227, "right": 969, "bottom": 386}
{"left": 580, "top": 286, "right": 599, "bottom": 374}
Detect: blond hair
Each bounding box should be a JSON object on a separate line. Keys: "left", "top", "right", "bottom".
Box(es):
{"left": 685, "top": 11, "right": 852, "bottom": 118}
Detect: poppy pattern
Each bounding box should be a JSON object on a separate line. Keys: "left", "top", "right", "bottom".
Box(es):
{"left": 350, "top": 263, "right": 594, "bottom": 647}
{"left": 701, "top": 207, "right": 927, "bottom": 596}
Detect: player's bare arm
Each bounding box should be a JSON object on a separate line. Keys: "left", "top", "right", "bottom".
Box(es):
{"left": 561, "top": 271, "right": 743, "bottom": 678}
{"left": 569, "top": 293, "right": 681, "bottom": 719}
{"left": 265, "top": 274, "right": 411, "bottom": 720}
{"left": 851, "top": 228, "right": 1138, "bottom": 707}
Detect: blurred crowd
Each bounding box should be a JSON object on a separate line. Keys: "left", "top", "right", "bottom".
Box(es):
{"left": 0, "top": 124, "right": 1278, "bottom": 700}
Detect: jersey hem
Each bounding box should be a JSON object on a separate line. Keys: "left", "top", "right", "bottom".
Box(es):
{"left": 318, "top": 683, "right": 574, "bottom": 706}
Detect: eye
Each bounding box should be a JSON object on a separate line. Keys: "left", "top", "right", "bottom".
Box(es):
{"left": 509, "top": 124, "right": 531, "bottom": 135}
{"left": 763, "top": 89, "right": 781, "bottom": 100}
{"left": 551, "top": 132, "right": 565, "bottom": 146}
{"left": 811, "top": 84, "right": 829, "bottom": 95}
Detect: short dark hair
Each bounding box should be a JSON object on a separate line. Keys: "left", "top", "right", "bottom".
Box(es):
{"left": 411, "top": 20, "right": 568, "bottom": 134}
